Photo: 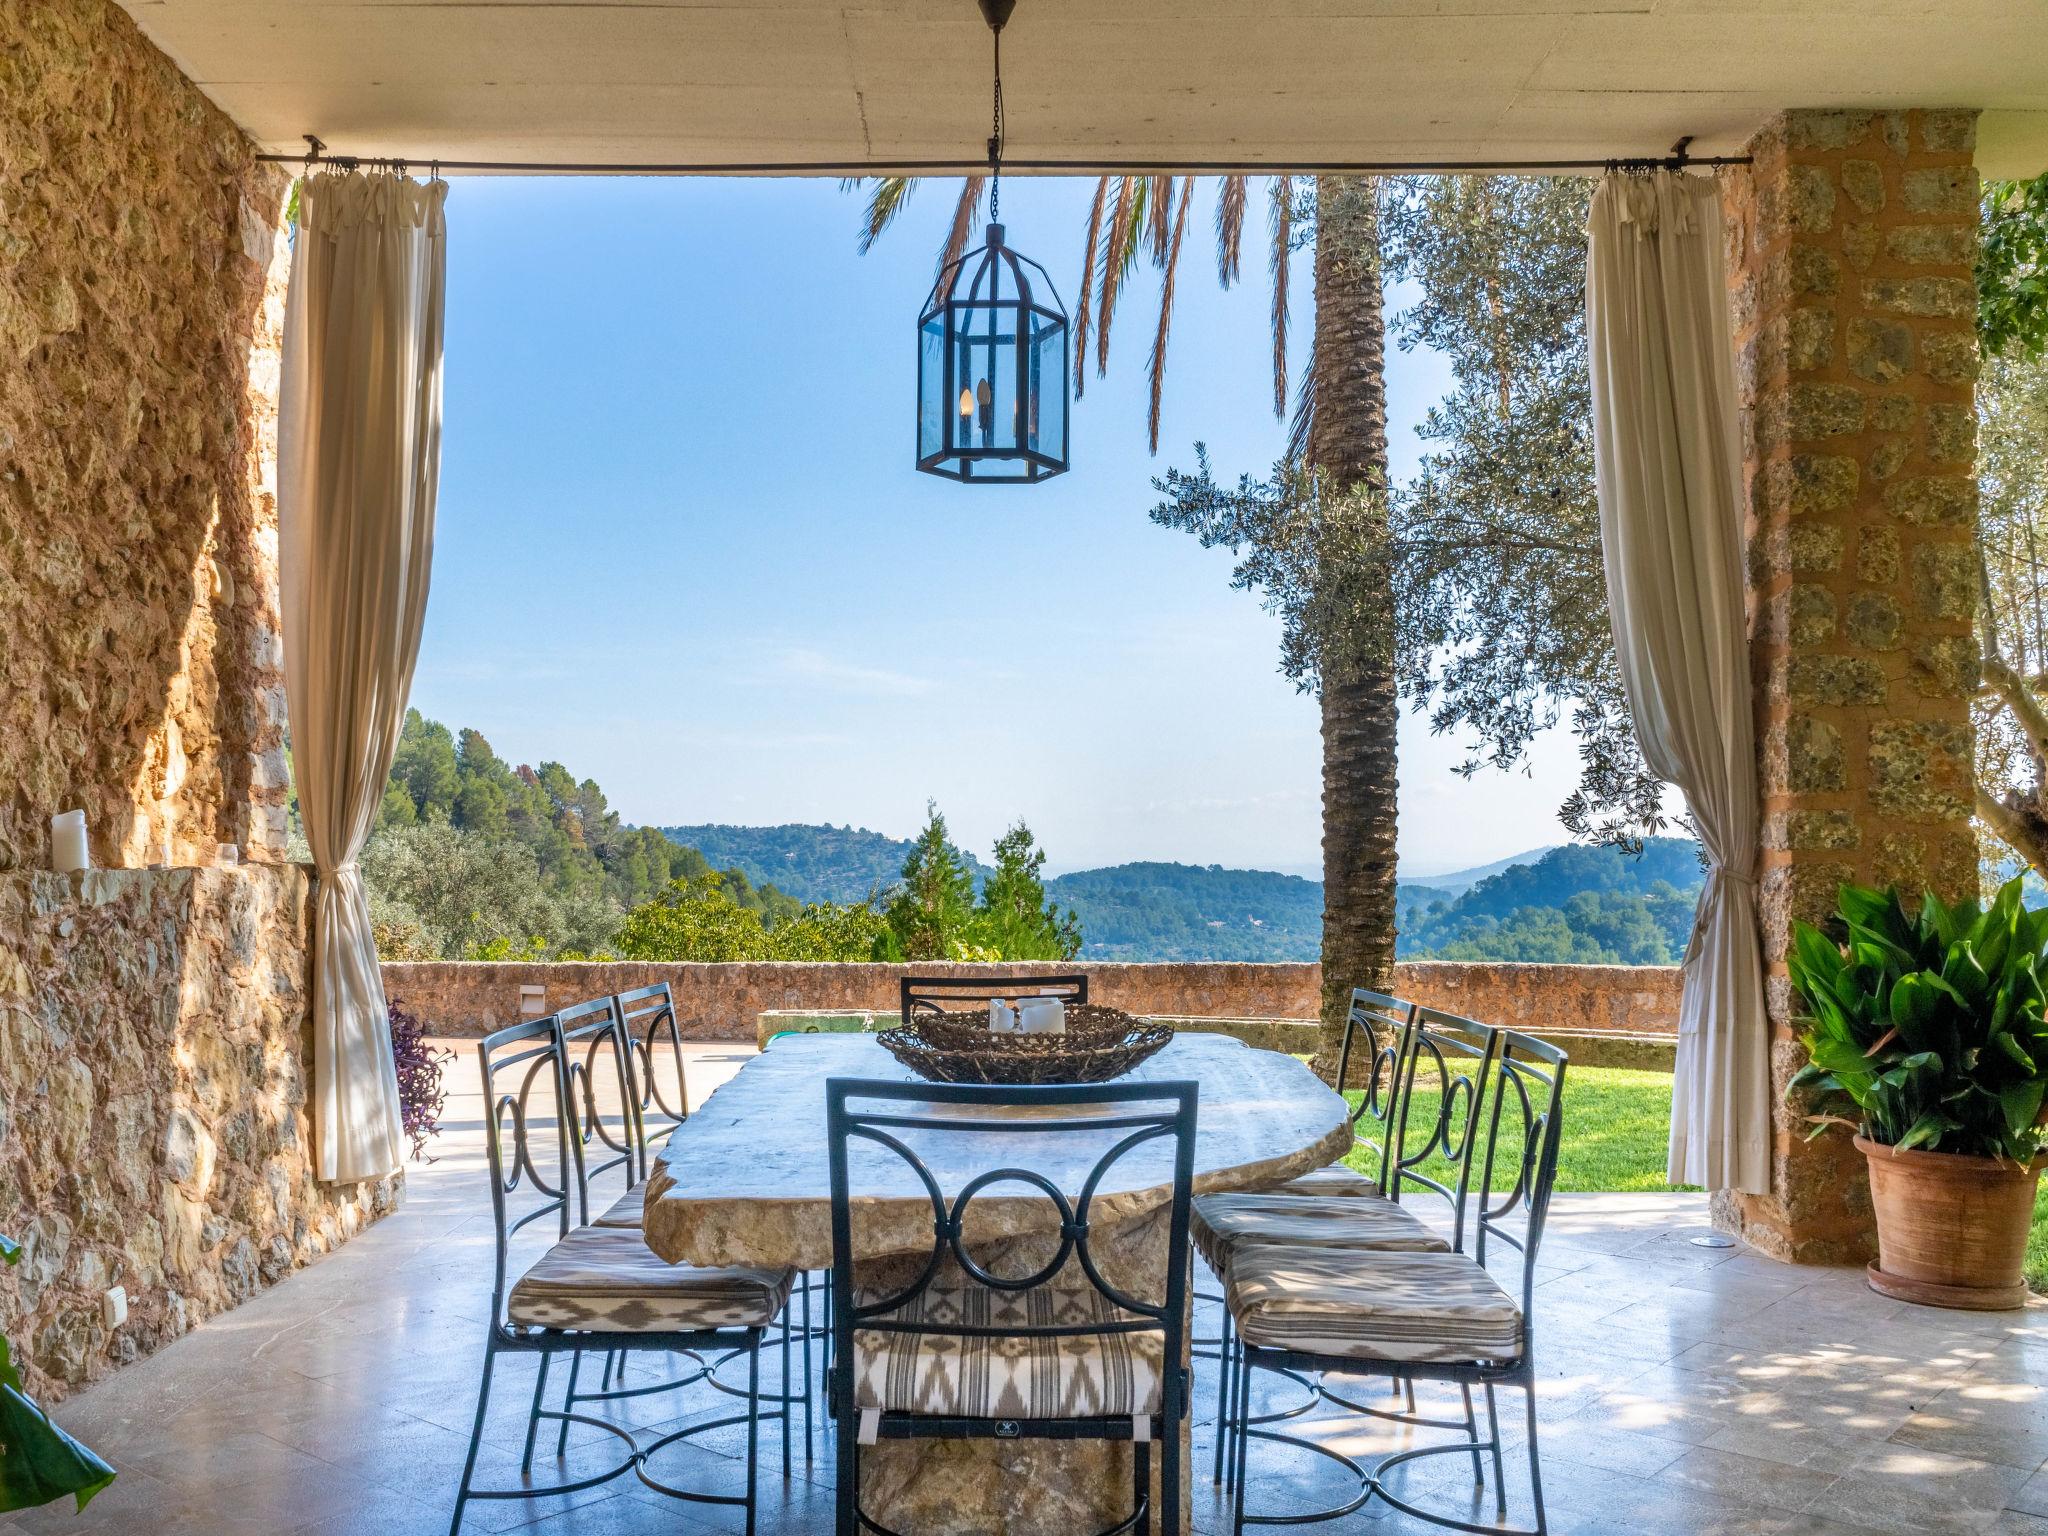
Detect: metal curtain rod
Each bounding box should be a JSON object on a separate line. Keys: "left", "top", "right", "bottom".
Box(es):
{"left": 267, "top": 134, "right": 1748, "bottom": 178}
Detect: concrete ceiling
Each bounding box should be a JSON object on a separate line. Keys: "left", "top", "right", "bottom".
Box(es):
{"left": 117, "top": 1, "right": 2048, "bottom": 178}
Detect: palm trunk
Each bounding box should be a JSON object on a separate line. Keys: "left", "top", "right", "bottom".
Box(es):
{"left": 1308, "top": 176, "right": 1399, "bottom": 1075}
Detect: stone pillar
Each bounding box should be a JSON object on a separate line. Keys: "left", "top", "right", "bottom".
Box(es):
{"left": 1723, "top": 109, "right": 1982, "bottom": 1262}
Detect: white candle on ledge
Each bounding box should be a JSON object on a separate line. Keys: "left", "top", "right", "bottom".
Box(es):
{"left": 51, "top": 810, "right": 89, "bottom": 874}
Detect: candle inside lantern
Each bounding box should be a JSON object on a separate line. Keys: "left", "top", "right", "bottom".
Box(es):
{"left": 976, "top": 377, "right": 994, "bottom": 443}
{"left": 51, "top": 810, "right": 89, "bottom": 874}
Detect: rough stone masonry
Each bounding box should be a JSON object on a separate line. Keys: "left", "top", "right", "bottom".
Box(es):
{"left": 1725, "top": 108, "right": 1983, "bottom": 1263}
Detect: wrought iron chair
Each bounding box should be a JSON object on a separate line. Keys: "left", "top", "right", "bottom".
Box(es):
{"left": 450, "top": 1015, "right": 794, "bottom": 1536}
{"left": 899, "top": 971, "right": 1088, "bottom": 1021}
{"left": 826, "top": 1075, "right": 1199, "bottom": 1536}
{"left": 1220, "top": 1025, "right": 1568, "bottom": 1536}
{"left": 612, "top": 981, "right": 691, "bottom": 1177}
{"left": 1202, "top": 988, "right": 1428, "bottom": 1485}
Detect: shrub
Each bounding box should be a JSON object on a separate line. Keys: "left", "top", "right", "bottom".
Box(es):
{"left": 389, "top": 1002, "right": 452, "bottom": 1159}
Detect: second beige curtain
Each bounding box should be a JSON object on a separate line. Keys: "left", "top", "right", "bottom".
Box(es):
{"left": 280, "top": 171, "right": 449, "bottom": 1183}
{"left": 1586, "top": 171, "right": 1771, "bottom": 1196}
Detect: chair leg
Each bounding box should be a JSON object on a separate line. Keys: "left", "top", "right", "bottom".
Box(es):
{"left": 1229, "top": 1345, "right": 1253, "bottom": 1536}
{"left": 747, "top": 1331, "right": 762, "bottom": 1536}
{"left": 1460, "top": 1382, "right": 1484, "bottom": 1487}
{"left": 1160, "top": 1398, "right": 1180, "bottom": 1536}
{"left": 1212, "top": 1308, "right": 1233, "bottom": 1485}
{"left": 1485, "top": 1381, "right": 1508, "bottom": 1512}
{"left": 780, "top": 1306, "right": 794, "bottom": 1476}
{"left": 451, "top": 1343, "right": 498, "bottom": 1536}
{"left": 801, "top": 1273, "right": 816, "bottom": 1463}
{"left": 520, "top": 1350, "right": 552, "bottom": 1472}
{"left": 835, "top": 1370, "right": 859, "bottom": 1536}
{"left": 553, "top": 1347, "right": 583, "bottom": 1459}
{"left": 1522, "top": 1379, "right": 1546, "bottom": 1535}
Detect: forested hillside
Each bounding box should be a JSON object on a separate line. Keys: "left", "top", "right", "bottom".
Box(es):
{"left": 660, "top": 822, "right": 989, "bottom": 904}
{"left": 1395, "top": 838, "right": 1703, "bottom": 964}
{"left": 1047, "top": 863, "right": 1324, "bottom": 961}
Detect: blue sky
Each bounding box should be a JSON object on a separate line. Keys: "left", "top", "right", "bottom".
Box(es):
{"left": 415, "top": 174, "right": 1587, "bottom": 878}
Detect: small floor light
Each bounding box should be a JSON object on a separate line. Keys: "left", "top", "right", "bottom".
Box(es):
{"left": 916, "top": 0, "right": 1069, "bottom": 483}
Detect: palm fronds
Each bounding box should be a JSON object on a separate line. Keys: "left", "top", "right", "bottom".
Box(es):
{"left": 1286, "top": 356, "right": 1316, "bottom": 465}
{"left": 1270, "top": 174, "right": 1294, "bottom": 419}
{"left": 1072, "top": 177, "right": 1111, "bottom": 398}
{"left": 939, "top": 176, "right": 989, "bottom": 281}
{"left": 852, "top": 176, "right": 918, "bottom": 255}
{"left": 1147, "top": 176, "right": 1197, "bottom": 452}
{"left": 1096, "top": 175, "right": 1139, "bottom": 377}
{"left": 1147, "top": 174, "right": 1175, "bottom": 264}
{"left": 1216, "top": 175, "right": 1247, "bottom": 287}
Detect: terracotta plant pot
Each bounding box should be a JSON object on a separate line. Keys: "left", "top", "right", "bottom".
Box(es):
{"left": 1855, "top": 1134, "right": 2046, "bottom": 1310}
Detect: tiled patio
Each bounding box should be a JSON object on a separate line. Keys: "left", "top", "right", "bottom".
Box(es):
{"left": 11, "top": 1042, "right": 2048, "bottom": 1536}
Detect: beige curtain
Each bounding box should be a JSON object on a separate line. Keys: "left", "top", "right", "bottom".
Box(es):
{"left": 280, "top": 171, "right": 448, "bottom": 1183}
{"left": 1586, "top": 172, "right": 1770, "bottom": 1195}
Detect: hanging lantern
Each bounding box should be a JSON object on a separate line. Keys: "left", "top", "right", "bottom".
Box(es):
{"left": 916, "top": 0, "right": 1069, "bottom": 483}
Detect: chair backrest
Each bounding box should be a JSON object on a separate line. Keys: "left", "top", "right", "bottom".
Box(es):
{"left": 476, "top": 1016, "right": 574, "bottom": 1328}
{"left": 900, "top": 972, "right": 1089, "bottom": 1022}
{"left": 614, "top": 983, "right": 690, "bottom": 1173}
{"left": 1330, "top": 987, "right": 1418, "bottom": 1194}
{"left": 1472, "top": 1028, "right": 1568, "bottom": 1332}
{"left": 557, "top": 994, "right": 637, "bottom": 1225}
{"left": 1389, "top": 1006, "right": 1496, "bottom": 1248}
{"left": 825, "top": 1076, "right": 1197, "bottom": 1425}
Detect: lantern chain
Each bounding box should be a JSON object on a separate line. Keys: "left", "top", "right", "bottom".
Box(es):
{"left": 987, "top": 24, "right": 1003, "bottom": 223}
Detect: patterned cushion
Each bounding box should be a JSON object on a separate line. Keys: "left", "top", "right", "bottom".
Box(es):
{"left": 592, "top": 1188, "right": 645, "bottom": 1228}
{"left": 1270, "top": 1163, "right": 1382, "bottom": 1199}
{"left": 508, "top": 1226, "right": 792, "bottom": 1333}
{"left": 1226, "top": 1247, "right": 1523, "bottom": 1365}
{"left": 1191, "top": 1192, "right": 1449, "bottom": 1273}
{"left": 852, "top": 1282, "right": 1164, "bottom": 1420}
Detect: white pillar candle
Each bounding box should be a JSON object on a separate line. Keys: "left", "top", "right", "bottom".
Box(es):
{"left": 51, "top": 810, "right": 89, "bottom": 873}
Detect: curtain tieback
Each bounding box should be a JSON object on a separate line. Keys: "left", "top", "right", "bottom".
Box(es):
{"left": 1684, "top": 864, "right": 1758, "bottom": 965}
{"left": 313, "top": 861, "right": 361, "bottom": 880}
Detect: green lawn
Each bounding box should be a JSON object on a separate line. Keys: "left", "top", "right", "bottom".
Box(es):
{"left": 1346, "top": 1065, "right": 2048, "bottom": 1290}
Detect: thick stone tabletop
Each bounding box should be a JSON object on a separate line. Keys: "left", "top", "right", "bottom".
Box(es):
{"left": 641, "top": 1032, "right": 1352, "bottom": 1271}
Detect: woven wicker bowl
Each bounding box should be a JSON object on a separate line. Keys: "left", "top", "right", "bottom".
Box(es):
{"left": 876, "top": 1005, "right": 1173, "bottom": 1085}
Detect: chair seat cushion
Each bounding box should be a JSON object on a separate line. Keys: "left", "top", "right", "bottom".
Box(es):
{"left": 1270, "top": 1164, "right": 1382, "bottom": 1199}
{"left": 1192, "top": 1192, "right": 1449, "bottom": 1273}
{"left": 1226, "top": 1246, "right": 1523, "bottom": 1365}
{"left": 508, "top": 1226, "right": 792, "bottom": 1333}
{"left": 592, "top": 1188, "right": 645, "bottom": 1228}
{"left": 851, "top": 1283, "right": 1164, "bottom": 1421}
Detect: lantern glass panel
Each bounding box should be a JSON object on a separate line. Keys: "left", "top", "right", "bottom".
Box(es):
{"left": 1030, "top": 309, "right": 1065, "bottom": 463}
{"left": 919, "top": 311, "right": 947, "bottom": 465}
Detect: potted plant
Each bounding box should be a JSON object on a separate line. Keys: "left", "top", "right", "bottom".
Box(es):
{"left": 1788, "top": 877, "right": 2048, "bottom": 1309}
{"left": 1, "top": 1234, "right": 116, "bottom": 1512}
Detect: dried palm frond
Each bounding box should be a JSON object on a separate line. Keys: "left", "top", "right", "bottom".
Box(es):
{"left": 1269, "top": 175, "right": 1294, "bottom": 420}
{"left": 1215, "top": 175, "right": 1247, "bottom": 287}
{"left": 1148, "top": 174, "right": 1175, "bottom": 264}
{"left": 938, "top": 176, "right": 988, "bottom": 282}
{"left": 853, "top": 176, "right": 919, "bottom": 255}
{"left": 1286, "top": 356, "right": 1316, "bottom": 465}
{"left": 1072, "top": 177, "right": 1111, "bottom": 398}
{"left": 1097, "top": 175, "right": 1138, "bottom": 377}
{"left": 1147, "top": 175, "right": 1196, "bottom": 452}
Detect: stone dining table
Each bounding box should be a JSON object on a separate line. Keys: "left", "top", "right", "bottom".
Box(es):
{"left": 642, "top": 1031, "right": 1352, "bottom": 1536}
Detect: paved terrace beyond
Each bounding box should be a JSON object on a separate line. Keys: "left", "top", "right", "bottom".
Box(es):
{"left": 10, "top": 1042, "right": 2047, "bottom": 1536}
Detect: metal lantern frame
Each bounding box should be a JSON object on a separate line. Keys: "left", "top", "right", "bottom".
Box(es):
{"left": 917, "top": 223, "right": 1069, "bottom": 484}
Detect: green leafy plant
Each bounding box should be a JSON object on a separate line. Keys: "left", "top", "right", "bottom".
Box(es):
{"left": 1787, "top": 878, "right": 2048, "bottom": 1162}
{"left": 1981, "top": 172, "right": 2048, "bottom": 362}
{"left": 0, "top": 1234, "right": 116, "bottom": 1512}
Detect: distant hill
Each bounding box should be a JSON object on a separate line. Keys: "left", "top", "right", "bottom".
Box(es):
{"left": 1046, "top": 863, "right": 1324, "bottom": 962}
{"left": 654, "top": 821, "right": 1707, "bottom": 965}
{"left": 659, "top": 822, "right": 989, "bottom": 906}
{"left": 1397, "top": 838, "right": 1704, "bottom": 965}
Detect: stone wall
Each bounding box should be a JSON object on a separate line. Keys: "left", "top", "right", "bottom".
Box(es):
{"left": 382, "top": 957, "right": 1686, "bottom": 1042}
{"left": 0, "top": 868, "right": 398, "bottom": 1402}
{"left": 0, "top": 0, "right": 294, "bottom": 873}
{"left": 1726, "top": 108, "right": 1982, "bottom": 1263}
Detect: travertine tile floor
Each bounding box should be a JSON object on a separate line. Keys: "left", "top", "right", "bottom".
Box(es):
{"left": 8, "top": 1041, "right": 2048, "bottom": 1536}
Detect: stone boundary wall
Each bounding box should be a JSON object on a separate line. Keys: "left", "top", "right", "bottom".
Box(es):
{"left": 0, "top": 869, "right": 399, "bottom": 1401}
{"left": 382, "top": 958, "right": 1685, "bottom": 1042}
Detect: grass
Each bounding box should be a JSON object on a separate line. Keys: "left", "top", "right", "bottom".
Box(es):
{"left": 1348, "top": 1064, "right": 2048, "bottom": 1290}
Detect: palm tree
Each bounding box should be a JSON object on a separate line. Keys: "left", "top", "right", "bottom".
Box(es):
{"left": 854, "top": 171, "right": 1397, "bottom": 1067}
